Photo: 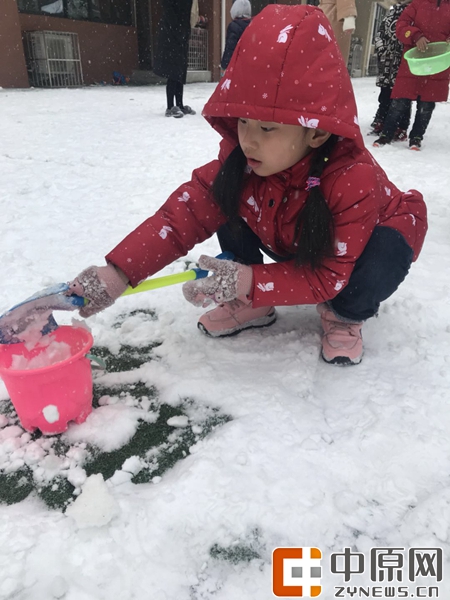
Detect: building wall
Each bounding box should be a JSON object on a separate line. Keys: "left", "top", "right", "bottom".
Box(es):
{"left": 0, "top": 0, "right": 29, "bottom": 88}
{"left": 202, "top": 0, "right": 222, "bottom": 81}
{"left": 19, "top": 14, "right": 138, "bottom": 85}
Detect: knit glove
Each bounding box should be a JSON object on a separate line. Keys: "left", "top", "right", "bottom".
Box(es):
{"left": 68, "top": 263, "right": 129, "bottom": 317}
{"left": 182, "top": 255, "right": 253, "bottom": 307}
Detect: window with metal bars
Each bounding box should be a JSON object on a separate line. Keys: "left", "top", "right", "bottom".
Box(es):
{"left": 17, "top": 0, "right": 132, "bottom": 26}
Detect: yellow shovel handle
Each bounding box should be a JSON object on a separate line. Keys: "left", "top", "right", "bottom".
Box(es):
{"left": 120, "top": 269, "right": 197, "bottom": 296}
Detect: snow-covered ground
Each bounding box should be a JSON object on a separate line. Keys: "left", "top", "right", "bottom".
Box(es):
{"left": 0, "top": 79, "right": 449, "bottom": 599}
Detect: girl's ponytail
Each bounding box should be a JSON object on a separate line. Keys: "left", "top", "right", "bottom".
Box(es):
{"left": 212, "top": 144, "right": 247, "bottom": 223}
{"left": 293, "top": 134, "right": 338, "bottom": 270}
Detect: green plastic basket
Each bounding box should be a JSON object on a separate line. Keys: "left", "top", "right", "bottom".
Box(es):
{"left": 405, "top": 42, "right": 450, "bottom": 76}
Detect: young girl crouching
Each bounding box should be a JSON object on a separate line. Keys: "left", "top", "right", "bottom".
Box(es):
{"left": 68, "top": 5, "right": 427, "bottom": 365}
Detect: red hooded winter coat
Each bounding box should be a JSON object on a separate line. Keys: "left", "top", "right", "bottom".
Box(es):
{"left": 392, "top": 0, "right": 450, "bottom": 102}
{"left": 107, "top": 5, "right": 427, "bottom": 309}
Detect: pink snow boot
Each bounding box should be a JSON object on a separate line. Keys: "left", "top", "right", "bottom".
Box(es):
{"left": 198, "top": 296, "right": 276, "bottom": 338}
{"left": 317, "top": 303, "right": 363, "bottom": 365}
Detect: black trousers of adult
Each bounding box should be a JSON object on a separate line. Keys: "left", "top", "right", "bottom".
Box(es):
{"left": 217, "top": 221, "right": 414, "bottom": 322}
{"left": 374, "top": 86, "right": 411, "bottom": 130}
{"left": 375, "top": 87, "right": 393, "bottom": 124}
{"left": 166, "top": 78, "right": 184, "bottom": 109}
{"left": 382, "top": 97, "right": 435, "bottom": 141}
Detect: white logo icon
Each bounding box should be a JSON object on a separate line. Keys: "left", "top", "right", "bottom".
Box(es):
{"left": 159, "top": 226, "right": 173, "bottom": 239}
{"left": 298, "top": 116, "right": 319, "bottom": 129}
{"left": 318, "top": 24, "right": 332, "bottom": 42}
{"left": 277, "top": 25, "right": 293, "bottom": 43}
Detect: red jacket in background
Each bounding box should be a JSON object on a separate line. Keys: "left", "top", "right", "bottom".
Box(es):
{"left": 393, "top": 0, "right": 450, "bottom": 102}
{"left": 107, "top": 5, "right": 427, "bottom": 309}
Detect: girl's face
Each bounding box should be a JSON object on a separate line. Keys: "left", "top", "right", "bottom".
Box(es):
{"left": 237, "top": 118, "right": 313, "bottom": 177}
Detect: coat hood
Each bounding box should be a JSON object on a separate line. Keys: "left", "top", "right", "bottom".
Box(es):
{"left": 231, "top": 0, "right": 252, "bottom": 19}
{"left": 203, "top": 4, "right": 364, "bottom": 149}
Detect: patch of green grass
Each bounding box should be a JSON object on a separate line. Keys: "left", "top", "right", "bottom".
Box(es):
{"left": 0, "top": 338, "right": 232, "bottom": 510}
{"left": 0, "top": 468, "right": 34, "bottom": 505}
{"left": 209, "top": 529, "right": 264, "bottom": 565}
{"left": 132, "top": 406, "right": 232, "bottom": 484}
{"left": 37, "top": 476, "right": 76, "bottom": 511}
{"left": 209, "top": 542, "right": 261, "bottom": 565}
{"left": 112, "top": 308, "right": 157, "bottom": 328}
{"left": 91, "top": 343, "right": 161, "bottom": 373}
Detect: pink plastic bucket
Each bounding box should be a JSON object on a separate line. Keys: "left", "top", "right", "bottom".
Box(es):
{"left": 0, "top": 326, "right": 94, "bottom": 435}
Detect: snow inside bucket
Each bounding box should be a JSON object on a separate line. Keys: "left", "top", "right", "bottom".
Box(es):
{"left": 0, "top": 325, "right": 94, "bottom": 435}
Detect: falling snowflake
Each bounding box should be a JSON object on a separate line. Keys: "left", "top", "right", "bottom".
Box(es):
{"left": 298, "top": 116, "right": 319, "bottom": 129}
{"left": 277, "top": 25, "right": 293, "bottom": 43}
{"left": 321, "top": 106, "right": 327, "bottom": 112}
{"left": 318, "top": 24, "right": 332, "bottom": 42}
{"left": 334, "top": 280, "right": 346, "bottom": 292}
{"left": 221, "top": 78, "right": 231, "bottom": 91}
{"left": 384, "top": 187, "right": 392, "bottom": 197}
{"left": 262, "top": 93, "right": 268, "bottom": 99}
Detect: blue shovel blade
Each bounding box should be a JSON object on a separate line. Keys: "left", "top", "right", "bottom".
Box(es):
{"left": 0, "top": 283, "right": 85, "bottom": 344}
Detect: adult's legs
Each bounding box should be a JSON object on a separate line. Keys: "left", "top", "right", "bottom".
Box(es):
{"left": 398, "top": 100, "right": 412, "bottom": 131}
{"left": 174, "top": 80, "right": 184, "bottom": 108}
{"left": 375, "top": 86, "right": 393, "bottom": 124}
{"left": 330, "top": 226, "right": 414, "bottom": 322}
{"left": 409, "top": 98, "right": 436, "bottom": 142}
{"left": 377, "top": 98, "right": 412, "bottom": 141}
{"left": 165, "top": 79, "right": 184, "bottom": 117}
{"left": 166, "top": 78, "right": 178, "bottom": 109}
{"left": 175, "top": 79, "right": 196, "bottom": 115}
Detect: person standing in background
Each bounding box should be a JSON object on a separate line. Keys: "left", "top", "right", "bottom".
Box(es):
{"left": 153, "top": 0, "right": 198, "bottom": 118}
{"left": 373, "top": 0, "right": 450, "bottom": 150}
{"left": 369, "top": 0, "right": 412, "bottom": 139}
{"left": 319, "top": 0, "right": 357, "bottom": 63}
{"left": 221, "top": 0, "right": 252, "bottom": 70}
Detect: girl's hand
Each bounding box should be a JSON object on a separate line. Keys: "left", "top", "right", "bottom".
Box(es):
{"left": 416, "top": 36, "right": 430, "bottom": 52}
{"left": 68, "top": 263, "right": 129, "bottom": 317}
{"left": 182, "top": 255, "right": 253, "bottom": 307}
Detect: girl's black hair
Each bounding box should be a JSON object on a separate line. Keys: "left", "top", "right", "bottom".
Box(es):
{"left": 293, "top": 134, "right": 338, "bottom": 270}
{"left": 212, "top": 134, "right": 338, "bottom": 270}
{"left": 212, "top": 144, "right": 248, "bottom": 225}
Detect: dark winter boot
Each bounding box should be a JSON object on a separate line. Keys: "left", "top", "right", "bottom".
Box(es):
{"left": 393, "top": 128, "right": 408, "bottom": 142}
{"left": 409, "top": 137, "right": 422, "bottom": 151}
{"left": 368, "top": 121, "right": 384, "bottom": 135}
{"left": 373, "top": 135, "right": 392, "bottom": 148}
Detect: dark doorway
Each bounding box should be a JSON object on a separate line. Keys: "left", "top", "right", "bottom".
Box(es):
{"left": 136, "top": 0, "right": 152, "bottom": 69}
{"left": 251, "top": 0, "right": 271, "bottom": 15}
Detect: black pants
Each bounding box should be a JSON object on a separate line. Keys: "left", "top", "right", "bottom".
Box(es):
{"left": 166, "top": 78, "right": 184, "bottom": 109}
{"left": 217, "top": 222, "right": 414, "bottom": 322}
{"left": 373, "top": 86, "right": 411, "bottom": 130}
{"left": 382, "top": 97, "right": 435, "bottom": 142}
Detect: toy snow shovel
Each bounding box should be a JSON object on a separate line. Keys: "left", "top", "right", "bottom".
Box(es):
{"left": 0, "top": 252, "right": 233, "bottom": 344}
